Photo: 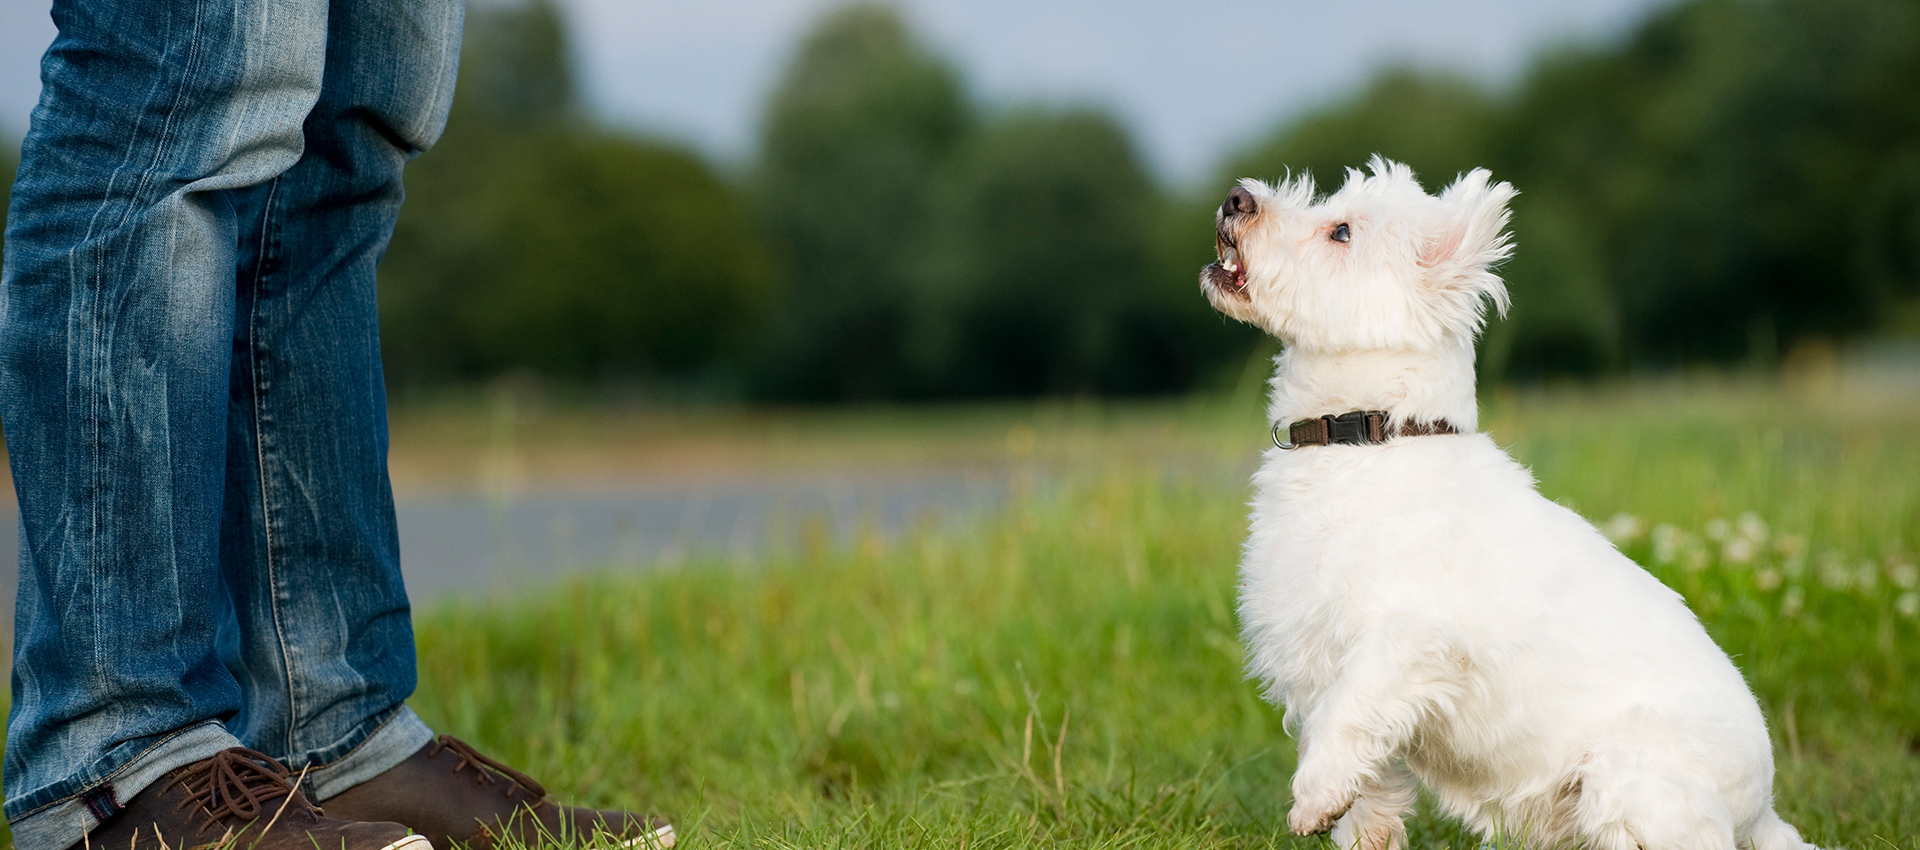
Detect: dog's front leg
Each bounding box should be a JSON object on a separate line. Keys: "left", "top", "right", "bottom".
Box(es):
{"left": 1287, "top": 637, "right": 1446, "bottom": 837}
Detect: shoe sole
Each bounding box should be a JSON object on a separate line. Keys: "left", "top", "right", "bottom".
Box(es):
{"left": 379, "top": 836, "right": 434, "bottom": 850}
{"left": 613, "top": 824, "right": 676, "bottom": 850}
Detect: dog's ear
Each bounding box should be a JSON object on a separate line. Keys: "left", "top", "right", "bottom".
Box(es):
{"left": 1419, "top": 169, "right": 1516, "bottom": 323}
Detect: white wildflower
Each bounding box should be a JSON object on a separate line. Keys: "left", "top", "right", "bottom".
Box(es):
{"left": 1897, "top": 592, "right": 1920, "bottom": 619}
{"left": 1602, "top": 513, "right": 1645, "bottom": 545}
{"left": 1723, "top": 536, "right": 1757, "bottom": 564}
{"left": 1889, "top": 562, "right": 1918, "bottom": 590}
{"left": 1782, "top": 586, "right": 1805, "bottom": 618}
{"left": 1651, "top": 524, "right": 1684, "bottom": 565}
{"left": 1735, "top": 512, "right": 1769, "bottom": 546}
{"left": 1704, "top": 517, "right": 1731, "bottom": 541}
{"left": 1855, "top": 560, "right": 1879, "bottom": 591}
{"left": 1754, "top": 569, "right": 1782, "bottom": 591}
{"left": 1817, "top": 551, "right": 1853, "bottom": 590}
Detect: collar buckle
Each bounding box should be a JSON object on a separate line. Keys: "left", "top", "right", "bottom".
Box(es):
{"left": 1324, "top": 411, "right": 1375, "bottom": 444}
{"left": 1271, "top": 410, "right": 1459, "bottom": 449}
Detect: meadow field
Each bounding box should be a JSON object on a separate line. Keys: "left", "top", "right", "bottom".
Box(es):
{"left": 396, "top": 370, "right": 1920, "bottom": 850}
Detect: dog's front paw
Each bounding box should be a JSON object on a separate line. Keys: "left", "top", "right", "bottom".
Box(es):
{"left": 1289, "top": 759, "right": 1359, "bottom": 836}
{"left": 1288, "top": 787, "right": 1354, "bottom": 836}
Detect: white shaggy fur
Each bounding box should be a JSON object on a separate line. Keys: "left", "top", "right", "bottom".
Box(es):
{"left": 1202, "top": 158, "right": 1814, "bottom": 850}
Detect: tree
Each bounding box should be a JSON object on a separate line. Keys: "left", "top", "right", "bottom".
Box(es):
{"left": 382, "top": 131, "right": 773, "bottom": 385}
{"left": 1496, "top": 0, "right": 1920, "bottom": 369}
{"left": 453, "top": 0, "right": 577, "bottom": 130}
{"left": 749, "top": 4, "right": 972, "bottom": 400}
{"left": 911, "top": 108, "right": 1200, "bottom": 396}
{"left": 1226, "top": 70, "right": 1500, "bottom": 193}
{"left": 378, "top": 0, "right": 774, "bottom": 390}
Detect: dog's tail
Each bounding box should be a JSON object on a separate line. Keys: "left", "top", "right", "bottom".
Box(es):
{"left": 1748, "top": 809, "right": 1818, "bottom": 850}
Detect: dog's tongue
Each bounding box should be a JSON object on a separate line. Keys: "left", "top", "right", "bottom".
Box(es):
{"left": 1221, "top": 247, "right": 1246, "bottom": 287}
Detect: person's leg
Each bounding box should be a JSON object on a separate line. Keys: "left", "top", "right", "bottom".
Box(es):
{"left": 224, "top": 4, "right": 672, "bottom": 843}
{"left": 217, "top": 0, "right": 461, "bottom": 800}
{"left": 0, "top": 2, "right": 326, "bottom": 849}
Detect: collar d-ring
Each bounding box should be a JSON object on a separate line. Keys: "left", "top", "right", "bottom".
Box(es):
{"left": 1270, "top": 421, "right": 1297, "bottom": 450}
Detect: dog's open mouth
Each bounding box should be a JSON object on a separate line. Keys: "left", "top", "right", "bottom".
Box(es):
{"left": 1204, "top": 230, "right": 1249, "bottom": 297}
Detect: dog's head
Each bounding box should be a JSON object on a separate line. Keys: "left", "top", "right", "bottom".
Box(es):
{"left": 1201, "top": 156, "right": 1516, "bottom": 352}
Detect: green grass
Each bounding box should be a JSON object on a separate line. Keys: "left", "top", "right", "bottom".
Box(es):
{"left": 403, "top": 377, "right": 1920, "bottom": 849}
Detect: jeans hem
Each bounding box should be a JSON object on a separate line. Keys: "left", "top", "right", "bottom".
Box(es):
{"left": 303, "top": 705, "right": 434, "bottom": 801}
{"left": 4, "top": 722, "right": 240, "bottom": 850}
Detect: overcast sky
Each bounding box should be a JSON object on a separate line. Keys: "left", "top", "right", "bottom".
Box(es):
{"left": 1, "top": 0, "right": 1674, "bottom": 186}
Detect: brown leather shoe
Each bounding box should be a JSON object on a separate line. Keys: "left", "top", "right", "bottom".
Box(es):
{"left": 322, "top": 736, "right": 672, "bottom": 850}
{"left": 66, "top": 747, "right": 427, "bottom": 850}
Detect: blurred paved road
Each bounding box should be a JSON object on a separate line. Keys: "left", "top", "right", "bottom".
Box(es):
{"left": 0, "top": 469, "right": 1008, "bottom": 642}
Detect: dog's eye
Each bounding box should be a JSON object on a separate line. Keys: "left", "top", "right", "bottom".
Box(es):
{"left": 1330, "top": 223, "right": 1351, "bottom": 243}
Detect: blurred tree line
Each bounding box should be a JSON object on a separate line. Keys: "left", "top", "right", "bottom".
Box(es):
{"left": 1226, "top": 0, "right": 1920, "bottom": 378}
{"left": 4, "top": 0, "right": 1911, "bottom": 397}
{"left": 379, "top": 1, "right": 1236, "bottom": 400}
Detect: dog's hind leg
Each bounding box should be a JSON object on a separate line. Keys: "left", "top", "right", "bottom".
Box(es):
{"left": 1329, "top": 763, "right": 1417, "bottom": 850}
{"left": 1747, "top": 810, "right": 1818, "bottom": 850}
{"left": 1574, "top": 762, "right": 1739, "bottom": 850}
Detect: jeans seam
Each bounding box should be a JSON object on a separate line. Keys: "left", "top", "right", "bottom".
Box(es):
{"left": 8, "top": 722, "right": 219, "bottom": 822}
{"left": 78, "top": 0, "right": 213, "bottom": 699}
{"left": 87, "top": 3, "right": 203, "bottom": 256}
{"left": 114, "top": 4, "right": 206, "bottom": 238}
{"left": 247, "top": 174, "right": 302, "bottom": 757}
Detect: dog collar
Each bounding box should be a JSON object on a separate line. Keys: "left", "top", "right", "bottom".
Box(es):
{"left": 1271, "top": 410, "right": 1459, "bottom": 450}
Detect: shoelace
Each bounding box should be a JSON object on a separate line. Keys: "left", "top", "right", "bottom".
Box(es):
{"left": 170, "top": 748, "right": 313, "bottom": 828}
{"left": 429, "top": 735, "right": 550, "bottom": 804}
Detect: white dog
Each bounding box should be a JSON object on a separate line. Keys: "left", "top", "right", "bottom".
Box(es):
{"left": 1201, "top": 158, "right": 1813, "bottom": 850}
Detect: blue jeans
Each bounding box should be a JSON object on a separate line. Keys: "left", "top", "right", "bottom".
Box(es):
{"left": 0, "top": 1, "right": 462, "bottom": 849}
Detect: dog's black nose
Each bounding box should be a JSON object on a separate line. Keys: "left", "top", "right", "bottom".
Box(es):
{"left": 1223, "top": 186, "right": 1257, "bottom": 217}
